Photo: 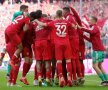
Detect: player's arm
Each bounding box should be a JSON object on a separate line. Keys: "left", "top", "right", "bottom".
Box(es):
{"left": 77, "top": 25, "right": 95, "bottom": 34}
{"left": 70, "top": 6, "right": 82, "bottom": 26}
{"left": 23, "top": 24, "right": 29, "bottom": 31}
{"left": 34, "top": 19, "right": 47, "bottom": 26}
{"left": 83, "top": 35, "right": 91, "bottom": 42}
{"left": 23, "top": 17, "right": 30, "bottom": 31}
{"left": 0, "top": 48, "right": 7, "bottom": 66}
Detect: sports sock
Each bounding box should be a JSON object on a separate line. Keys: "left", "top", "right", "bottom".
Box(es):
{"left": 76, "top": 59, "right": 82, "bottom": 78}
{"left": 57, "top": 62, "right": 63, "bottom": 76}
{"left": 98, "top": 73, "right": 106, "bottom": 81}
{"left": 12, "top": 66, "right": 19, "bottom": 84}
{"left": 102, "top": 73, "right": 108, "bottom": 81}
{"left": 26, "top": 63, "right": 31, "bottom": 74}
{"left": 66, "top": 61, "right": 72, "bottom": 79}
{"left": 72, "top": 60, "right": 77, "bottom": 80}
{"left": 34, "top": 65, "right": 38, "bottom": 80}
{"left": 46, "top": 70, "right": 51, "bottom": 79}
{"left": 22, "top": 62, "right": 30, "bottom": 77}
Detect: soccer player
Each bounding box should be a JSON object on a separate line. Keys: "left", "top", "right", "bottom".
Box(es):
{"left": 6, "top": 5, "right": 29, "bottom": 79}
{"left": 62, "top": 7, "right": 84, "bottom": 85}
{"left": 33, "top": 10, "right": 52, "bottom": 86}
{"left": 5, "top": 11, "right": 36, "bottom": 86}
{"left": 35, "top": 10, "right": 76, "bottom": 87}
{"left": 20, "top": 12, "right": 36, "bottom": 85}
{"left": 12, "top": 5, "right": 29, "bottom": 21}
{"left": 78, "top": 16, "right": 108, "bottom": 86}
{"left": 69, "top": 7, "right": 86, "bottom": 83}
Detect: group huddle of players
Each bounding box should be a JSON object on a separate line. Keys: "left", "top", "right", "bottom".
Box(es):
{"left": 0, "top": 4, "right": 108, "bottom": 87}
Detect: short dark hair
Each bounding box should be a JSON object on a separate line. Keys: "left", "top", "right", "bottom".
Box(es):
{"left": 63, "top": 7, "right": 70, "bottom": 12}
{"left": 56, "top": 10, "right": 62, "bottom": 17}
{"left": 30, "top": 11, "right": 37, "bottom": 20}
{"left": 91, "top": 16, "right": 98, "bottom": 22}
{"left": 20, "top": 5, "right": 28, "bottom": 11}
{"left": 35, "top": 10, "right": 42, "bottom": 19}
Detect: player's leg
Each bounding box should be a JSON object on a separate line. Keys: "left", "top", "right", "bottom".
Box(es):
{"left": 45, "top": 60, "right": 51, "bottom": 86}
{"left": 20, "top": 47, "right": 33, "bottom": 85}
{"left": 34, "top": 41, "right": 43, "bottom": 86}
{"left": 36, "top": 60, "right": 42, "bottom": 86}
{"left": 55, "top": 45, "right": 65, "bottom": 87}
{"left": 34, "top": 65, "right": 38, "bottom": 86}
{"left": 6, "top": 43, "right": 20, "bottom": 86}
{"left": 66, "top": 59, "right": 72, "bottom": 87}
{"left": 92, "top": 51, "right": 107, "bottom": 86}
{"left": 11, "top": 61, "right": 20, "bottom": 86}
{"left": 56, "top": 60, "right": 65, "bottom": 87}
{"left": 20, "top": 57, "right": 30, "bottom": 85}
{"left": 43, "top": 40, "right": 52, "bottom": 86}
{"left": 98, "top": 62, "right": 108, "bottom": 81}
{"left": 64, "top": 43, "right": 73, "bottom": 87}
{"left": 9, "top": 34, "right": 23, "bottom": 69}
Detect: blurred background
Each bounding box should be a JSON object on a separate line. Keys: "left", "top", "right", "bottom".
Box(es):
{"left": 0, "top": 0, "right": 108, "bottom": 74}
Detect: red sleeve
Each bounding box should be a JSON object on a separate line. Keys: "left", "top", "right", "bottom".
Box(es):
{"left": 81, "top": 26, "right": 98, "bottom": 34}
{"left": 83, "top": 35, "right": 91, "bottom": 42}
{"left": 47, "top": 21, "right": 53, "bottom": 28}
{"left": 70, "top": 7, "right": 82, "bottom": 26}
{"left": 68, "top": 15, "right": 77, "bottom": 25}
{"left": 25, "top": 17, "right": 30, "bottom": 25}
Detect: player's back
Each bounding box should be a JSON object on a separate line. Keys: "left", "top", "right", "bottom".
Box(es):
{"left": 34, "top": 18, "right": 51, "bottom": 41}
{"left": 51, "top": 19, "right": 71, "bottom": 43}
{"left": 11, "top": 15, "right": 30, "bottom": 33}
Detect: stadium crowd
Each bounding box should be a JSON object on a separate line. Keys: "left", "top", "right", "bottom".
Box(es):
{"left": 0, "top": 0, "right": 108, "bottom": 88}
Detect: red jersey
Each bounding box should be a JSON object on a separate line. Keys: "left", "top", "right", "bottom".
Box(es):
{"left": 22, "top": 22, "right": 35, "bottom": 47}
{"left": 47, "top": 19, "right": 72, "bottom": 43}
{"left": 82, "top": 24, "right": 105, "bottom": 51}
{"left": 64, "top": 13, "right": 79, "bottom": 39}
{"left": 33, "top": 18, "right": 51, "bottom": 41}
{"left": 11, "top": 15, "right": 30, "bottom": 33}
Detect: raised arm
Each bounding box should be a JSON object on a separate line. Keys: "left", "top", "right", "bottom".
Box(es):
{"left": 83, "top": 35, "right": 91, "bottom": 42}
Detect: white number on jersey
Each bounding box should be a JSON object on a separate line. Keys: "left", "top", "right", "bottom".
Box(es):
{"left": 55, "top": 25, "right": 67, "bottom": 37}
{"left": 12, "top": 15, "right": 24, "bottom": 24}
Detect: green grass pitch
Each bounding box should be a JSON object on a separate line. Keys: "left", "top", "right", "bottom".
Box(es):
{"left": 0, "top": 70, "right": 108, "bottom": 90}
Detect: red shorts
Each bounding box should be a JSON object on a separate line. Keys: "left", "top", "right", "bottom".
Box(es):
{"left": 34, "top": 40, "right": 52, "bottom": 60}
{"left": 5, "top": 25, "right": 21, "bottom": 47}
{"left": 70, "top": 39, "right": 79, "bottom": 59}
{"left": 55, "top": 42, "right": 72, "bottom": 60}
{"left": 6, "top": 43, "right": 16, "bottom": 59}
{"left": 22, "top": 46, "right": 32, "bottom": 58}
{"left": 6, "top": 43, "right": 21, "bottom": 63}
{"left": 79, "top": 44, "right": 85, "bottom": 60}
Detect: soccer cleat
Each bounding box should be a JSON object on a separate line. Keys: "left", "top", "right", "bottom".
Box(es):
{"left": 20, "top": 78, "right": 29, "bottom": 85}
{"left": 46, "top": 78, "right": 51, "bottom": 86}
{"left": 10, "top": 83, "right": 22, "bottom": 87}
{"left": 78, "top": 78, "right": 85, "bottom": 85}
{"left": 38, "top": 76, "right": 42, "bottom": 86}
{"left": 100, "top": 81, "right": 108, "bottom": 86}
{"left": 33, "top": 80, "right": 38, "bottom": 86}
{"left": 54, "top": 75, "right": 59, "bottom": 86}
{"left": 7, "top": 81, "right": 11, "bottom": 86}
{"left": 73, "top": 80, "right": 79, "bottom": 86}
{"left": 59, "top": 76, "right": 65, "bottom": 87}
